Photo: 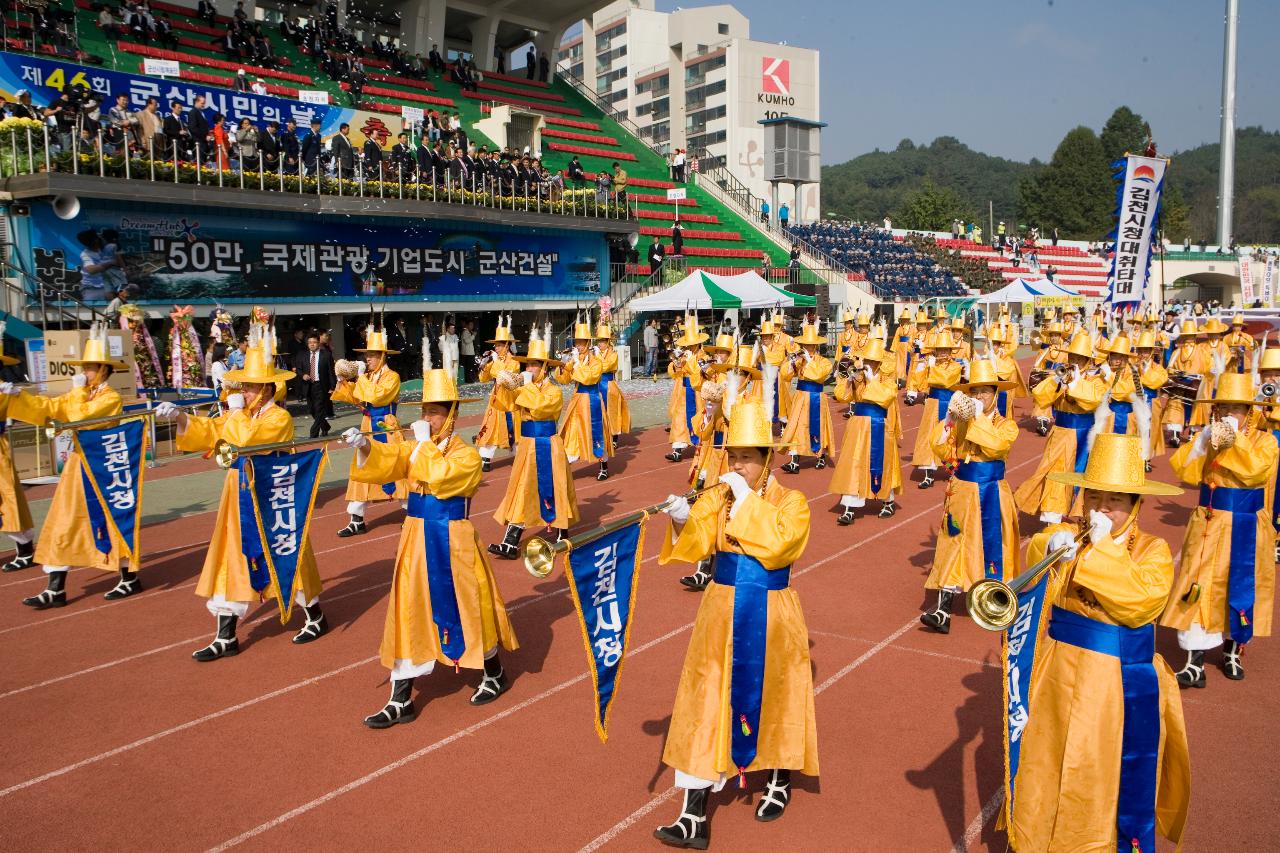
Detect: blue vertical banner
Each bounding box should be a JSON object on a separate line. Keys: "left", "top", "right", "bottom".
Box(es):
{"left": 564, "top": 518, "right": 646, "bottom": 742}
{"left": 1002, "top": 563, "right": 1052, "bottom": 829}
{"left": 75, "top": 419, "right": 148, "bottom": 567}
{"left": 247, "top": 448, "right": 327, "bottom": 623}
{"left": 1106, "top": 154, "right": 1168, "bottom": 307}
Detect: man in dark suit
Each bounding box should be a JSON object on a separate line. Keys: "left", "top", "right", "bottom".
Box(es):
{"left": 300, "top": 117, "right": 323, "bottom": 175}
{"left": 361, "top": 135, "right": 383, "bottom": 180}
{"left": 280, "top": 118, "right": 300, "bottom": 174}
{"left": 162, "top": 100, "right": 191, "bottom": 158}
{"left": 297, "top": 332, "right": 334, "bottom": 437}
{"left": 330, "top": 123, "right": 356, "bottom": 177}
{"left": 187, "top": 95, "right": 211, "bottom": 162}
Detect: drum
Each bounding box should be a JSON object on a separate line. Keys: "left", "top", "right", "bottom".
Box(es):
{"left": 1165, "top": 371, "right": 1201, "bottom": 404}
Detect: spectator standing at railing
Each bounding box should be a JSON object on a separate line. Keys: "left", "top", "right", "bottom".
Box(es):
{"left": 670, "top": 221, "right": 684, "bottom": 257}
{"left": 595, "top": 170, "right": 611, "bottom": 205}
{"left": 301, "top": 117, "right": 323, "bottom": 175}
{"left": 648, "top": 239, "right": 665, "bottom": 273}
{"left": 429, "top": 45, "right": 446, "bottom": 75}
{"left": 612, "top": 162, "right": 628, "bottom": 204}
{"left": 780, "top": 202, "right": 790, "bottom": 230}
{"left": 538, "top": 52, "right": 550, "bottom": 83}
{"left": 390, "top": 132, "right": 415, "bottom": 182}
{"left": 235, "top": 118, "right": 259, "bottom": 172}
{"left": 162, "top": 101, "right": 188, "bottom": 159}
{"left": 210, "top": 113, "right": 232, "bottom": 169}
{"left": 197, "top": 0, "right": 216, "bottom": 26}
{"left": 187, "top": 95, "right": 211, "bottom": 162}
{"left": 362, "top": 134, "right": 384, "bottom": 181}
{"left": 331, "top": 123, "right": 356, "bottom": 176}
{"left": 259, "top": 120, "right": 280, "bottom": 171}
{"left": 105, "top": 93, "right": 135, "bottom": 156}
{"left": 761, "top": 198, "right": 770, "bottom": 224}
{"left": 135, "top": 97, "right": 160, "bottom": 153}
{"left": 526, "top": 46, "right": 536, "bottom": 80}
{"left": 8, "top": 90, "right": 35, "bottom": 121}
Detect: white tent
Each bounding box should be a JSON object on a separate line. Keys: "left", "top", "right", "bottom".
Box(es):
{"left": 627, "top": 269, "right": 814, "bottom": 312}
{"left": 978, "top": 277, "right": 1081, "bottom": 305}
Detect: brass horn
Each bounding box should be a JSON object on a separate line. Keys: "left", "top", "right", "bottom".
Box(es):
{"left": 966, "top": 529, "right": 1088, "bottom": 631}
{"left": 45, "top": 400, "right": 218, "bottom": 438}
{"left": 523, "top": 483, "right": 725, "bottom": 578}
{"left": 213, "top": 426, "right": 413, "bottom": 468}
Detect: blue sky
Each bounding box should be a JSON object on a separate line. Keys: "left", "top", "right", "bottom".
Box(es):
{"left": 653, "top": 0, "right": 1278, "bottom": 164}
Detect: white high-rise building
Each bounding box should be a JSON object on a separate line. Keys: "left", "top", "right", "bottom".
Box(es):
{"left": 558, "top": 0, "right": 820, "bottom": 215}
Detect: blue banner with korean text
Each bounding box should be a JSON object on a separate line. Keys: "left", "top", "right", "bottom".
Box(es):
{"left": 564, "top": 518, "right": 646, "bottom": 743}
{"left": 74, "top": 419, "right": 147, "bottom": 567}
{"left": 1105, "top": 154, "right": 1167, "bottom": 307}
{"left": 1001, "top": 563, "right": 1051, "bottom": 829}
{"left": 247, "top": 448, "right": 327, "bottom": 624}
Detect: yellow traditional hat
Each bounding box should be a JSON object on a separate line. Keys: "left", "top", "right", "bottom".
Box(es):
{"left": 704, "top": 332, "right": 736, "bottom": 353}
{"left": 1099, "top": 334, "right": 1134, "bottom": 357}
{"left": 1062, "top": 305, "right": 1079, "bottom": 316}
{"left": 594, "top": 322, "right": 614, "bottom": 341}
{"left": 1048, "top": 433, "right": 1181, "bottom": 496}
{"left": 757, "top": 319, "right": 778, "bottom": 336}
{"left": 418, "top": 367, "right": 485, "bottom": 406}
{"left": 899, "top": 308, "right": 912, "bottom": 322}
{"left": 675, "top": 313, "right": 710, "bottom": 347}
{"left": 950, "top": 316, "right": 968, "bottom": 332}
{"left": 223, "top": 323, "right": 296, "bottom": 384}
{"left": 1195, "top": 372, "right": 1262, "bottom": 406}
{"left": 914, "top": 309, "right": 929, "bottom": 324}
{"left": 721, "top": 400, "right": 793, "bottom": 449}
{"left": 1064, "top": 331, "right": 1096, "bottom": 360}
{"left": 1201, "top": 317, "right": 1229, "bottom": 335}
{"left": 1134, "top": 330, "right": 1159, "bottom": 349}
{"left": 793, "top": 324, "right": 826, "bottom": 346}
{"left": 956, "top": 357, "right": 1017, "bottom": 392}
{"left": 1231, "top": 313, "right": 1245, "bottom": 327}
{"left": 860, "top": 338, "right": 890, "bottom": 363}
{"left": 929, "top": 329, "right": 958, "bottom": 350}
{"left": 1044, "top": 321, "right": 1065, "bottom": 335}
{"left": 354, "top": 327, "right": 400, "bottom": 355}
{"left": 572, "top": 321, "right": 594, "bottom": 340}
{"left": 1260, "top": 347, "right": 1280, "bottom": 373}
{"left": 1178, "top": 319, "right": 1198, "bottom": 336}
{"left": 0, "top": 319, "right": 20, "bottom": 366}
{"left": 487, "top": 312, "right": 516, "bottom": 344}
{"left": 711, "top": 344, "right": 762, "bottom": 379}
{"left": 514, "top": 323, "right": 563, "bottom": 367}
{"left": 987, "top": 325, "right": 1007, "bottom": 344}
{"left": 65, "top": 321, "right": 129, "bottom": 370}
{"left": 840, "top": 308, "right": 855, "bottom": 324}
{"left": 856, "top": 311, "right": 871, "bottom": 327}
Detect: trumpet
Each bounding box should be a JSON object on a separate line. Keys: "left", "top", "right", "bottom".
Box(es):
{"left": 523, "top": 483, "right": 726, "bottom": 578}
{"left": 476, "top": 349, "right": 497, "bottom": 370}
{"left": 45, "top": 400, "right": 219, "bottom": 438}
{"left": 213, "top": 426, "right": 412, "bottom": 468}
{"left": 967, "top": 529, "right": 1088, "bottom": 631}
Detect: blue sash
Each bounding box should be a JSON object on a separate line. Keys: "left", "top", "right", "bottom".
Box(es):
{"left": 1272, "top": 429, "right": 1280, "bottom": 534}
{"left": 504, "top": 411, "right": 514, "bottom": 449}
{"left": 1048, "top": 607, "right": 1159, "bottom": 853}
{"left": 523, "top": 419, "right": 559, "bottom": 524}
{"left": 797, "top": 379, "right": 824, "bottom": 453}
{"left": 233, "top": 457, "right": 270, "bottom": 592}
{"left": 1142, "top": 386, "right": 1158, "bottom": 405}
{"left": 929, "top": 387, "right": 954, "bottom": 423}
{"left": 683, "top": 377, "right": 700, "bottom": 446}
{"left": 996, "top": 390, "right": 1009, "bottom": 417}
{"left": 79, "top": 466, "right": 113, "bottom": 557}
{"left": 900, "top": 336, "right": 914, "bottom": 374}
{"left": 600, "top": 371, "right": 616, "bottom": 385}
{"left": 366, "top": 403, "right": 399, "bottom": 496}
{"left": 853, "top": 401, "right": 888, "bottom": 493}
{"left": 1053, "top": 408, "right": 1094, "bottom": 474}
{"left": 955, "top": 461, "right": 1005, "bottom": 579}
{"left": 1198, "top": 484, "right": 1263, "bottom": 644}
{"left": 713, "top": 552, "right": 791, "bottom": 776}
{"left": 1111, "top": 401, "right": 1133, "bottom": 434}
{"left": 407, "top": 492, "right": 469, "bottom": 663}
{"left": 576, "top": 381, "right": 607, "bottom": 459}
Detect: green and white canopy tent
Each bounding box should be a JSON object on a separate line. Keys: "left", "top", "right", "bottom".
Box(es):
{"left": 628, "top": 270, "right": 816, "bottom": 312}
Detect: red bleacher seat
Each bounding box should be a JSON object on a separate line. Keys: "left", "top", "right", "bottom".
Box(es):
{"left": 138, "top": 62, "right": 299, "bottom": 97}
{"left": 483, "top": 70, "right": 551, "bottom": 89}
{"left": 545, "top": 142, "right": 635, "bottom": 161}
{"left": 338, "top": 83, "right": 455, "bottom": 108}
{"left": 367, "top": 71, "right": 437, "bottom": 92}
{"left": 117, "top": 41, "right": 310, "bottom": 85}
{"left": 639, "top": 226, "right": 740, "bottom": 241}
{"left": 475, "top": 80, "right": 565, "bottom": 103}
{"left": 582, "top": 171, "right": 674, "bottom": 190}
{"left": 461, "top": 90, "right": 582, "bottom": 116}
{"left": 545, "top": 116, "right": 601, "bottom": 131}
{"left": 540, "top": 128, "right": 618, "bottom": 147}
{"left": 635, "top": 209, "right": 717, "bottom": 224}
{"left": 628, "top": 192, "right": 695, "bottom": 206}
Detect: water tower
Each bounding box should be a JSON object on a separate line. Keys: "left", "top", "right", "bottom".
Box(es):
{"left": 758, "top": 116, "right": 825, "bottom": 227}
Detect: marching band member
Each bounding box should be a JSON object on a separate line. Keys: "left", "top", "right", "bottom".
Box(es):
{"left": 0, "top": 325, "right": 36, "bottom": 573}
{"left": 837, "top": 310, "right": 871, "bottom": 418}
{"left": 331, "top": 321, "right": 407, "bottom": 537}
{"left": 1094, "top": 334, "right": 1147, "bottom": 438}
{"left": 1029, "top": 320, "right": 1066, "bottom": 435}
{"left": 779, "top": 323, "right": 835, "bottom": 473}
{"left": 922, "top": 308, "right": 948, "bottom": 350}
{"left": 489, "top": 327, "right": 578, "bottom": 559}
{"left": 665, "top": 314, "right": 709, "bottom": 462}
{"left": 1010, "top": 433, "right": 1188, "bottom": 852}
{"left": 557, "top": 317, "right": 614, "bottom": 481}
{"left": 596, "top": 321, "right": 631, "bottom": 444}
{"left": 344, "top": 367, "right": 519, "bottom": 728}
{"left": 1196, "top": 315, "right": 1230, "bottom": 400}
{"left": 757, "top": 313, "right": 794, "bottom": 428}
{"left": 908, "top": 329, "right": 962, "bottom": 489}
{"left": 163, "top": 325, "right": 328, "bottom": 658}
{"left": 836, "top": 308, "right": 858, "bottom": 359}
{"left": 1257, "top": 344, "right": 1280, "bottom": 561}
{"left": 919, "top": 358, "right": 1019, "bottom": 633}
{"left": 1224, "top": 312, "right": 1255, "bottom": 372}
{"left": 950, "top": 316, "right": 972, "bottom": 362}
{"left": 1162, "top": 319, "right": 1208, "bottom": 446}
{"left": 830, "top": 338, "right": 900, "bottom": 524}
{"left": 1134, "top": 330, "right": 1170, "bottom": 461}
{"left": 892, "top": 307, "right": 917, "bottom": 382}
{"left": 475, "top": 314, "right": 522, "bottom": 473}
{"left": 1161, "top": 372, "right": 1277, "bottom": 687}
{"left": 2, "top": 325, "right": 132, "bottom": 608}
{"left": 1014, "top": 332, "right": 1108, "bottom": 523}
{"left": 984, "top": 326, "right": 1027, "bottom": 418}
{"left": 654, "top": 400, "right": 818, "bottom": 846}
{"left": 849, "top": 311, "right": 873, "bottom": 358}
{"left": 1059, "top": 305, "right": 1079, "bottom": 340}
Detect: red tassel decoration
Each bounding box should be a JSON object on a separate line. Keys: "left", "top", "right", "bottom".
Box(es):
{"left": 1130, "top": 838, "right": 1141, "bottom": 853}
{"left": 1239, "top": 609, "right": 1250, "bottom": 627}
{"left": 737, "top": 769, "right": 746, "bottom": 789}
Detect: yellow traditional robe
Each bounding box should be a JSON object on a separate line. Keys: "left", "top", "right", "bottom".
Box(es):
{"left": 176, "top": 403, "right": 323, "bottom": 606}
{"left": 1137, "top": 358, "right": 1169, "bottom": 458}
{"left": 924, "top": 410, "right": 1019, "bottom": 590}
{"left": 354, "top": 434, "right": 518, "bottom": 671}
{"left": 760, "top": 339, "right": 794, "bottom": 422}
{"left": 10, "top": 385, "right": 128, "bottom": 571}
{"left": 837, "top": 326, "right": 858, "bottom": 358}
{"left": 1029, "top": 345, "right": 1065, "bottom": 419}
{"left": 892, "top": 322, "right": 917, "bottom": 378}
{"left": 1223, "top": 330, "right": 1254, "bottom": 372}
{"left": 659, "top": 479, "right": 819, "bottom": 781}
{"left": 494, "top": 377, "right": 578, "bottom": 530}
{"left": 1161, "top": 428, "right": 1277, "bottom": 637}
{"left": 828, "top": 369, "right": 901, "bottom": 501}
{"left": 557, "top": 353, "right": 614, "bottom": 462}
{"left": 476, "top": 352, "right": 522, "bottom": 450}
{"left": 0, "top": 395, "right": 34, "bottom": 535}
{"left": 910, "top": 360, "right": 963, "bottom": 468}
{"left": 780, "top": 354, "right": 835, "bottom": 457}
{"left": 689, "top": 376, "right": 758, "bottom": 486}
{"left": 598, "top": 345, "right": 631, "bottom": 437}
{"left": 667, "top": 350, "right": 705, "bottom": 446}
{"left": 1162, "top": 342, "right": 1209, "bottom": 431}
{"left": 1011, "top": 524, "right": 1189, "bottom": 853}
{"left": 1014, "top": 373, "right": 1107, "bottom": 517}
{"left": 331, "top": 367, "right": 408, "bottom": 502}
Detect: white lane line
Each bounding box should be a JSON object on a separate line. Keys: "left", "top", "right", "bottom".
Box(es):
{"left": 951, "top": 789, "right": 1004, "bottom": 852}
{"left": 577, "top": 787, "right": 680, "bottom": 853}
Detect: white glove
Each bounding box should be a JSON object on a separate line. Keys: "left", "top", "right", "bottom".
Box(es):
{"left": 410, "top": 420, "right": 431, "bottom": 442}
{"left": 1099, "top": 362, "right": 1113, "bottom": 379}
{"left": 72, "top": 374, "right": 87, "bottom": 388}
{"left": 1223, "top": 414, "right": 1240, "bottom": 434}
{"left": 863, "top": 366, "right": 875, "bottom": 383}
{"left": 341, "top": 427, "right": 369, "bottom": 450}
{"left": 1070, "top": 365, "right": 1082, "bottom": 385}
{"left": 1192, "top": 426, "right": 1211, "bottom": 458}
{"left": 664, "top": 494, "right": 690, "bottom": 524}
{"left": 0, "top": 381, "right": 17, "bottom": 395}
{"left": 226, "top": 393, "right": 245, "bottom": 411}
{"left": 719, "top": 471, "right": 752, "bottom": 503}
{"left": 1088, "top": 509, "right": 1114, "bottom": 543}
{"left": 520, "top": 371, "right": 533, "bottom": 386}
{"left": 972, "top": 397, "right": 984, "bottom": 417}
{"left": 154, "top": 401, "right": 180, "bottom": 419}
{"left": 927, "top": 355, "right": 936, "bottom": 368}
{"left": 906, "top": 390, "right": 918, "bottom": 403}
{"left": 1046, "top": 530, "right": 1080, "bottom": 562}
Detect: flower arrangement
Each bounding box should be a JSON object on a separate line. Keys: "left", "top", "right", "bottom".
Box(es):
{"left": 120, "top": 304, "right": 163, "bottom": 390}
{"left": 168, "top": 305, "right": 205, "bottom": 389}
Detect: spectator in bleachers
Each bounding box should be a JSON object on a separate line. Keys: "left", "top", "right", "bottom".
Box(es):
{"left": 251, "top": 77, "right": 268, "bottom": 96}
{"left": 790, "top": 222, "right": 969, "bottom": 300}
{"left": 162, "top": 100, "right": 189, "bottom": 159}
{"left": 595, "top": 169, "right": 610, "bottom": 205}
{"left": 760, "top": 198, "right": 769, "bottom": 224}
{"left": 648, "top": 239, "right": 665, "bottom": 273}
{"left": 235, "top": 117, "right": 259, "bottom": 172}
{"left": 612, "top": 162, "right": 628, "bottom": 204}
{"left": 566, "top": 155, "right": 585, "bottom": 187}
{"left": 198, "top": 0, "right": 217, "bottom": 27}
{"left": 525, "top": 46, "right": 535, "bottom": 80}
{"left": 330, "top": 122, "right": 355, "bottom": 176}
{"left": 127, "top": 4, "right": 152, "bottom": 44}
{"left": 670, "top": 221, "right": 684, "bottom": 256}
{"left": 98, "top": 6, "right": 123, "bottom": 41}
{"left": 233, "top": 1, "right": 248, "bottom": 24}
{"left": 233, "top": 69, "right": 250, "bottom": 93}
{"left": 429, "top": 44, "right": 445, "bottom": 75}
{"left": 538, "top": 52, "right": 550, "bottom": 83}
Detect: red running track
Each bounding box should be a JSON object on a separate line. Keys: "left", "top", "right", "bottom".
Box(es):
{"left": 0, "top": 393, "right": 1275, "bottom": 851}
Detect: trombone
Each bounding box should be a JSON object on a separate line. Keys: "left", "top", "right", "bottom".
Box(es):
{"left": 45, "top": 400, "right": 219, "bottom": 438}
{"left": 213, "top": 425, "right": 414, "bottom": 468}
{"left": 966, "top": 529, "right": 1088, "bottom": 631}
{"left": 523, "top": 483, "right": 725, "bottom": 578}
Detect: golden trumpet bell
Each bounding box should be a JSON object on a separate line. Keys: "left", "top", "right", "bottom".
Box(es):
{"left": 523, "top": 536, "right": 560, "bottom": 578}
{"left": 966, "top": 579, "right": 1019, "bottom": 632}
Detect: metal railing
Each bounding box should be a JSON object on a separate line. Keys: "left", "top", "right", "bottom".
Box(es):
{"left": 0, "top": 121, "right": 634, "bottom": 221}
{"left": 555, "top": 60, "right": 675, "bottom": 158}
{"left": 0, "top": 252, "right": 105, "bottom": 329}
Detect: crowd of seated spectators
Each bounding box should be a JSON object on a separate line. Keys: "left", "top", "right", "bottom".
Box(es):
{"left": 788, "top": 222, "right": 968, "bottom": 299}
{"left": 901, "top": 233, "right": 1004, "bottom": 292}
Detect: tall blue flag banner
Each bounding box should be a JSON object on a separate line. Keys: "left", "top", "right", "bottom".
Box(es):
{"left": 1106, "top": 154, "right": 1168, "bottom": 307}
{"left": 563, "top": 517, "right": 646, "bottom": 742}
{"left": 1001, "top": 562, "right": 1053, "bottom": 829}
{"left": 246, "top": 449, "right": 327, "bottom": 624}
{"left": 74, "top": 419, "right": 148, "bottom": 568}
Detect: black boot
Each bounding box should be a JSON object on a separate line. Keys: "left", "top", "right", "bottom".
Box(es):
{"left": 2, "top": 539, "right": 35, "bottom": 572}
{"left": 481, "top": 459, "right": 492, "bottom": 473}
{"left": 654, "top": 787, "right": 710, "bottom": 849}
{"left": 1175, "top": 649, "right": 1206, "bottom": 688}
{"left": 814, "top": 453, "right": 828, "bottom": 470}
{"left": 665, "top": 448, "right": 683, "bottom": 462}
{"left": 879, "top": 500, "right": 897, "bottom": 518}
{"left": 837, "top": 506, "right": 856, "bottom": 526}
{"left": 920, "top": 590, "right": 953, "bottom": 634}
{"left": 337, "top": 514, "right": 367, "bottom": 537}
{"left": 1222, "top": 640, "right": 1245, "bottom": 680}
{"left": 680, "top": 556, "right": 713, "bottom": 590}
{"left": 918, "top": 472, "right": 935, "bottom": 489}
{"left": 22, "top": 570, "right": 66, "bottom": 609}
{"left": 470, "top": 654, "right": 508, "bottom": 705}
{"left": 292, "top": 602, "right": 328, "bottom": 644}
{"left": 782, "top": 458, "right": 800, "bottom": 474}
{"left": 755, "top": 769, "right": 792, "bottom": 822}
{"left": 192, "top": 614, "right": 240, "bottom": 661}
{"left": 364, "top": 677, "right": 416, "bottom": 729}
{"left": 104, "top": 568, "right": 142, "bottom": 600}
{"left": 487, "top": 524, "right": 523, "bottom": 560}
{"left": 597, "top": 460, "right": 609, "bottom": 481}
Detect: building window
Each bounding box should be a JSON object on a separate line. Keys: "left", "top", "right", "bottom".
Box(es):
{"left": 717, "top": 23, "right": 729, "bottom": 34}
